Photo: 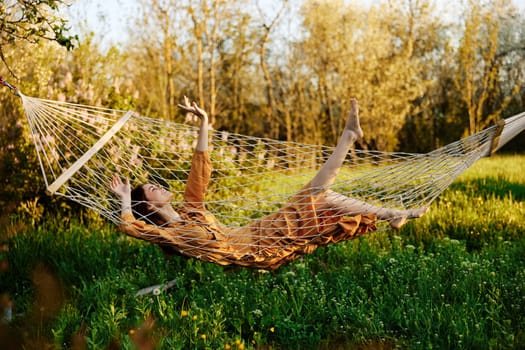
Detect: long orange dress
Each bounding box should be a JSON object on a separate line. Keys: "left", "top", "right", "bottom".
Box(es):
{"left": 119, "top": 151, "right": 377, "bottom": 270}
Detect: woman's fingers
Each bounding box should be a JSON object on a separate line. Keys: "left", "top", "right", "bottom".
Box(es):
{"left": 178, "top": 100, "right": 206, "bottom": 119}
{"left": 111, "top": 174, "right": 120, "bottom": 187}
{"left": 110, "top": 173, "right": 128, "bottom": 194}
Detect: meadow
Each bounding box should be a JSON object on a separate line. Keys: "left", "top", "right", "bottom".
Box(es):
{"left": 0, "top": 155, "right": 524, "bottom": 349}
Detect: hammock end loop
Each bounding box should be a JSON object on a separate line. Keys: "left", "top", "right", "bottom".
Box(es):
{"left": 486, "top": 119, "right": 506, "bottom": 157}
{"left": 0, "top": 76, "right": 21, "bottom": 97}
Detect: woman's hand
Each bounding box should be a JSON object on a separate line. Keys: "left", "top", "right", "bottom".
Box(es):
{"left": 110, "top": 173, "right": 131, "bottom": 200}
{"left": 177, "top": 96, "right": 208, "bottom": 121}
{"left": 110, "top": 174, "right": 132, "bottom": 215}
{"left": 178, "top": 96, "right": 209, "bottom": 151}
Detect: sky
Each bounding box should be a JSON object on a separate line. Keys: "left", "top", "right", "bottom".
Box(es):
{"left": 64, "top": 1, "right": 350, "bottom": 48}
{"left": 65, "top": 0, "right": 525, "bottom": 48}
{"left": 65, "top": 0, "right": 298, "bottom": 47}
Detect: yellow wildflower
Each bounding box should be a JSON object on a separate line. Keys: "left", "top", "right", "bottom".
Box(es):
{"left": 180, "top": 310, "right": 188, "bottom": 317}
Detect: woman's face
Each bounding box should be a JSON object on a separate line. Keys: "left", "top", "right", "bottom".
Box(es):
{"left": 142, "top": 184, "right": 173, "bottom": 207}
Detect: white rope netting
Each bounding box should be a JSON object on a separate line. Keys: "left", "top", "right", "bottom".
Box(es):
{"left": 19, "top": 93, "right": 525, "bottom": 268}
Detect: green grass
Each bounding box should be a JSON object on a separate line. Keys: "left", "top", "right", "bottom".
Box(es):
{"left": 1, "top": 155, "right": 524, "bottom": 349}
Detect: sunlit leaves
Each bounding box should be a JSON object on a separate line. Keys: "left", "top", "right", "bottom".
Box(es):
{"left": 0, "top": 0, "right": 78, "bottom": 73}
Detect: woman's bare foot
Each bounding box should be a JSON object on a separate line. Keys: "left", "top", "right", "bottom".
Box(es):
{"left": 410, "top": 207, "right": 429, "bottom": 218}
{"left": 389, "top": 216, "right": 408, "bottom": 229}
{"left": 345, "top": 98, "right": 364, "bottom": 139}
{"left": 388, "top": 207, "right": 429, "bottom": 229}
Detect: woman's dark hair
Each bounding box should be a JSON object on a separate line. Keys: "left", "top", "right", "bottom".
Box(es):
{"left": 131, "top": 184, "right": 166, "bottom": 226}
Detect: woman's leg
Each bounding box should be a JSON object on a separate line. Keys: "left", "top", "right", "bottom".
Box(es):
{"left": 320, "top": 190, "right": 428, "bottom": 229}
{"left": 308, "top": 98, "right": 363, "bottom": 192}
{"left": 305, "top": 98, "right": 428, "bottom": 229}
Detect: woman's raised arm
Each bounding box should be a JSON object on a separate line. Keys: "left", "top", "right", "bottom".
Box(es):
{"left": 178, "top": 96, "right": 209, "bottom": 152}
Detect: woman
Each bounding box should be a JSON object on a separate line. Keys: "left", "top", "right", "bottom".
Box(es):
{"left": 110, "top": 97, "right": 427, "bottom": 269}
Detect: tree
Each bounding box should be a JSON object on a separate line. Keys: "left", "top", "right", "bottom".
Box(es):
{"left": 187, "top": 0, "right": 224, "bottom": 125}
{"left": 396, "top": 0, "right": 453, "bottom": 152}
{"left": 0, "top": 0, "right": 77, "bottom": 76}
{"left": 126, "top": 0, "right": 184, "bottom": 120}
{"left": 124, "top": 0, "right": 264, "bottom": 132}
{"left": 186, "top": 0, "right": 259, "bottom": 128}
{"left": 492, "top": 0, "right": 525, "bottom": 114}
{"left": 454, "top": 0, "right": 522, "bottom": 135}
{"left": 293, "top": 0, "right": 431, "bottom": 151}
{"left": 215, "top": 7, "right": 260, "bottom": 135}
{"left": 256, "top": 0, "right": 288, "bottom": 139}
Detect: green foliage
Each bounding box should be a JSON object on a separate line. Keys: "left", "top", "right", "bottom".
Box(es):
{"left": 0, "top": 0, "right": 76, "bottom": 46}
{"left": 0, "top": 36, "right": 138, "bottom": 227}
{"left": 0, "top": 88, "right": 49, "bottom": 223}
{"left": 0, "top": 0, "right": 77, "bottom": 73}
{"left": 0, "top": 155, "right": 524, "bottom": 349}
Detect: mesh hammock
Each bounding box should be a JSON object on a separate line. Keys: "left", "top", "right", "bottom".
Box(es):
{"left": 11, "top": 88, "right": 525, "bottom": 269}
